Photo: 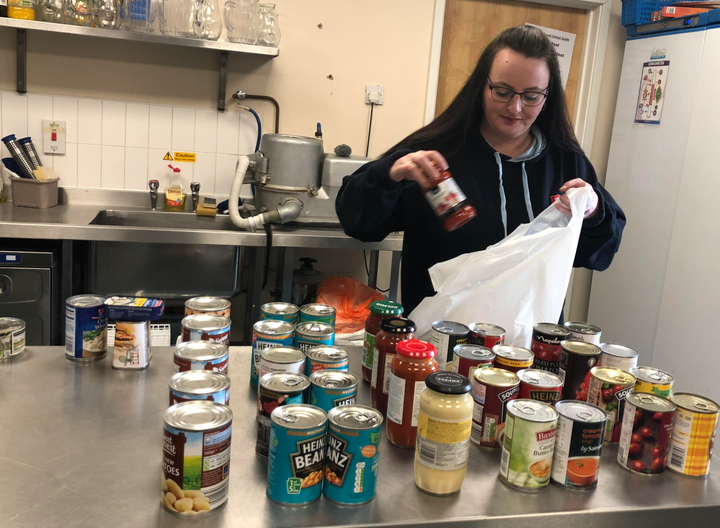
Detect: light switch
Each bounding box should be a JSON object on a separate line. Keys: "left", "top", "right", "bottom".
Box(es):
{"left": 43, "top": 120, "right": 67, "bottom": 155}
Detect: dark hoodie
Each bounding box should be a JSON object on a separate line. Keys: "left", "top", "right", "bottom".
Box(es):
{"left": 335, "top": 127, "right": 626, "bottom": 314}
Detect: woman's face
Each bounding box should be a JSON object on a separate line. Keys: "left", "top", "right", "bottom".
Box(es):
{"left": 482, "top": 49, "right": 550, "bottom": 142}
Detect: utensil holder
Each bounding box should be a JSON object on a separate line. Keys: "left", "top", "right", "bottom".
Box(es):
{"left": 10, "top": 176, "right": 59, "bottom": 208}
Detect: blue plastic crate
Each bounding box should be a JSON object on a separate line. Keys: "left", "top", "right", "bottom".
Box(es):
{"left": 622, "top": 0, "right": 677, "bottom": 27}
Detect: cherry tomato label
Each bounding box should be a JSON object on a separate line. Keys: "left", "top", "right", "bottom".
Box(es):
{"left": 618, "top": 398, "right": 674, "bottom": 476}
{"left": 587, "top": 373, "right": 635, "bottom": 444}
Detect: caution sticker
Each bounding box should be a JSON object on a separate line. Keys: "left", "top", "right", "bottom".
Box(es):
{"left": 163, "top": 152, "right": 173, "bottom": 161}
{"left": 174, "top": 152, "right": 196, "bottom": 163}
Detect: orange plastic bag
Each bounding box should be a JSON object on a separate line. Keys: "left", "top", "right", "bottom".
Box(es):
{"left": 316, "top": 276, "right": 385, "bottom": 334}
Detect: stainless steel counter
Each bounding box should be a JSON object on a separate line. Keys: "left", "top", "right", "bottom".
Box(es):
{"left": 1, "top": 346, "right": 719, "bottom": 528}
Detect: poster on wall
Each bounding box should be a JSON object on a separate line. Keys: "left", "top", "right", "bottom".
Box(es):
{"left": 635, "top": 60, "right": 670, "bottom": 125}
{"left": 526, "top": 24, "right": 576, "bottom": 89}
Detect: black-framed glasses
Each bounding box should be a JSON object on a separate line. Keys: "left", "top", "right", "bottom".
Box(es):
{"left": 487, "top": 79, "right": 548, "bottom": 107}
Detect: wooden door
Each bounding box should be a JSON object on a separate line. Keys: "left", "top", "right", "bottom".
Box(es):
{"left": 436, "top": 0, "right": 587, "bottom": 119}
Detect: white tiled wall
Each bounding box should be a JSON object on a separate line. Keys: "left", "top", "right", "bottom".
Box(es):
{"left": 0, "top": 91, "right": 262, "bottom": 195}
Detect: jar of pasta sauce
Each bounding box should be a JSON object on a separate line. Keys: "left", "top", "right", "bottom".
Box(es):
{"left": 362, "top": 301, "right": 404, "bottom": 383}
{"left": 371, "top": 318, "right": 415, "bottom": 416}
{"left": 422, "top": 168, "right": 477, "bottom": 232}
{"left": 387, "top": 340, "right": 439, "bottom": 448}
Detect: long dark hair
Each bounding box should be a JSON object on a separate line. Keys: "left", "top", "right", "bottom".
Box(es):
{"left": 384, "top": 25, "right": 581, "bottom": 157}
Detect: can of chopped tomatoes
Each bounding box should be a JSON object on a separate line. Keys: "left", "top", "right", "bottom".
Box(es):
{"left": 493, "top": 345, "right": 534, "bottom": 373}
{"left": 586, "top": 367, "right": 636, "bottom": 444}
{"left": 517, "top": 369, "right": 563, "bottom": 407}
{"left": 531, "top": 323, "right": 571, "bottom": 375}
{"left": 256, "top": 373, "right": 311, "bottom": 457}
{"left": 469, "top": 323, "right": 506, "bottom": 349}
{"left": 471, "top": 368, "right": 520, "bottom": 448}
{"left": 667, "top": 393, "right": 720, "bottom": 478}
{"left": 559, "top": 341, "right": 601, "bottom": 401}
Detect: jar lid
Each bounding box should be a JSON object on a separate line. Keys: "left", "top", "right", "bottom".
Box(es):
{"left": 380, "top": 318, "right": 416, "bottom": 334}
{"left": 397, "top": 339, "right": 436, "bottom": 359}
{"left": 370, "top": 300, "right": 404, "bottom": 316}
{"left": 425, "top": 371, "right": 471, "bottom": 395}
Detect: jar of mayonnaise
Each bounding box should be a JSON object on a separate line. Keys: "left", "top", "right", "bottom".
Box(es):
{"left": 414, "top": 371, "right": 474, "bottom": 495}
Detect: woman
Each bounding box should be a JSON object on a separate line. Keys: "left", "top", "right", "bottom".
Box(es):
{"left": 336, "top": 26, "right": 625, "bottom": 314}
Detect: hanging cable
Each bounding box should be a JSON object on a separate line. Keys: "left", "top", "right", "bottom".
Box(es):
{"left": 363, "top": 250, "right": 390, "bottom": 293}
{"left": 365, "top": 103, "right": 375, "bottom": 157}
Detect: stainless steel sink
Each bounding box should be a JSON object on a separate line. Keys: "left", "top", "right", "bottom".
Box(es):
{"left": 89, "top": 209, "right": 241, "bottom": 231}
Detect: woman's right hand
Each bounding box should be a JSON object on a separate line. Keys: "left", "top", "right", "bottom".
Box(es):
{"left": 389, "top": 150, "right": 448, "bottom": 189}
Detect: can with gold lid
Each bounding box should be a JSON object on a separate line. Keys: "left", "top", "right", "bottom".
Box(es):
{"left": 493, "top": 345, "right": 534, "bottom": 373}
{"left": 471, "top": 367, "right": 520, "bottom": 448}
{"left": 586, "top": 367, "right": 636, "bottom": 444}
{"left": 667, "top": 393, "right": 720, "bottom": 478}
{"left": 631, "top": 366, "right": 675, "bottom": 398}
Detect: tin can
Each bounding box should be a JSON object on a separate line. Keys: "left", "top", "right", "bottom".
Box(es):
{"left": 65, "top": 295, "right": 108, "bottom": 361}
{"left": 305, "top": 346, "right": 349, "bottom": 375}
{"left": 310, "top": 370, "right": 358, "bottom": 412}
{"left": 251, "top": 320, "right": 296, "bottom": 387}
{"left": 169, "top": 371, "right": 231, "bottom": 406}
{"left": 599, "top": 343, "right": 639, "bottom": 371}
{"left": 324, "top": 405, "right": 383, "bottom": 505}
{"left": 184, "top": 296, "right": 232, "bottom": 318}
{"left": 430, "top": 321, "right": 470, "bottom": 371}
{"left": 0, "top": 317, "right": 26, "bottom": 360}
{"left": 559, "top": 341, "right": 601, "bottom": 401}
{"left": 257, "top": 373, "right": 311, "bottom": 457}
{"left": 299, "top": 303, "right": 336, "bottom": 326}
{"left": 452, "top": 344, "right": 495, "bottom": 379}
{"left": 295, "top": 322, "right": 335, "bottom": 353}
{"left": 551, "top": 401, "right": 607, "bottom": 491}
{"left": 531, "top": 323, "right": 571, "bottom": 375}
{"left": 564, "top": 322, "right": 602, "bottom": 345}
{"left": 162, "top": 401, "right": 233, "bottom": 514}
{"left": 631, "top": 366, "right": 675, "bottom": 398}
{"left": 469, "top": 323, "right": 506, "bottom": 348}
{"left": 112, "top": 321, "right": 151, "bottom": 369}
{"left": 493, "top": 345, "right": 534, "bottom": 373}
{"left": 667, "top": 393, "right": 720, "bottom": 478}
{"left": 181, "top": 315, "right": 231, "bottom": 345}
{"left": 517, "top": 369, "right": 563, "bottom": 407}
{"left": 586, "top": 367, "right": 636, "bottom": 444}
{"left": 266, "top": 404, "right": 328, "bottom": 505}
{"left": 499, "top": 399, "right": 558, "bottom": 491}
{"left": 618, "top": 392, "right": 676, "bottom": 476}
{"left": 174, "top": 341, "right": 229, "bottom": 374}
{"left": 261, "top": 302, "right": 300, "bottom": 324}
{"left": 471, "top": 368, "right": 520, "bottom": 448}
{"left": 259, "top": 346, "right": 306, "bottom": 378}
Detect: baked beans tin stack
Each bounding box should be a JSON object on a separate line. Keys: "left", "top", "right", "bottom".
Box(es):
{"left": 256, "top": 373, "right": 311, "bottom": 457}
{"left": 184, "top": 296, "right": 231, "bottom": 318}
{"left": 530, "top": 323, "right": 571, "bottom": 374}
{"left": 430, "top": 321, "right": 470, "bottom": 371}
{"left": 469, "top": 323, "right": 506, "bottom": 348}
{"left": 174, "top": 341, "right": 229, "bottom": 374}
{"left": 493, "top": 345, "right": 534, "bottom": 373}
{"left": 599, "top": 343, "right": 639, "bottom": 371}
{"left": 631, "top": 366, "right": 675, "bottom": 398}
{"left": 517, "top": 369, "right": 563, "bottom": 407}
{"left": 586, "top": 366, "right": 636, "bottom": 443}
{"left": 667, "top": 393, "right": 720, "bottom": 478}
{"left": 261, "top": 302, "right": 300, "bottom": 324}
{"left": 559, "top": 341, "right": 601, "bottom": 401}
{"left": 471, "top": 368, "right": 520, "bottom": 448}
{"left": 452, "top": 344, "right": 495, "bottom": 379}
{"left": 564, "top": 322, "right": 602, "bottom": 345}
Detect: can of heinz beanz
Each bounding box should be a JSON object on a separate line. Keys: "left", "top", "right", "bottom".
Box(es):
{"left": 251, "top": 320, "right": 296, "bottom": 387}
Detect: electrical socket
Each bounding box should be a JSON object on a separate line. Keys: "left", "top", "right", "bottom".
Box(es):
{"left": 365, "top": 85, "right": 384, "bottom": 105}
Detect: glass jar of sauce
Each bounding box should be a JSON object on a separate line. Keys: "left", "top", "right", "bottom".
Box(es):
{"left": 371, "top": 318, "right": 415, "bottom": 416}
{"left": 362, "top": 301, "right": 404, "bottom": 383}
{"left": 422, "top": 168, "right": 477, "bottom": 232}
{"left": 414, "top": 372, "right": 473, "bottom": 495}
{"left": 387, "top": 339, "right": 439, "bottom": 448}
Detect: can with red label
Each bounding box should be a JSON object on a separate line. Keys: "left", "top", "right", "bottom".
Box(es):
{"left": 517, "top": 369, "right": 563, "bottom": 407}
{"left": 451, "top": 344, "right": 495, "bottom": 379}
{"left": 599, "top": 343, "right": 639, "bottom": 372}
{"left": 469, "top": 323, "right": 506, "bottom": 349}
{"left": 564, "top": 322, "right": 602, "bottom": 345}
{"left": 493, "top": 345, "right": 534, "bottom": 373}
{"left": 559, "top": 341, "right": 601, "bottom": 401}
{"left": 531, "top": 323, "right": 571, "bottom": 375}
{"left": 471, "top": 368, "right": 519, "bottom": 448}
{"left": 586, "top": 367, "right": 636, "bottom": 444}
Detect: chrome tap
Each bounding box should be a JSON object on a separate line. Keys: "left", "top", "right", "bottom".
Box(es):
{"left": 149, "top": 180, "right": 159, "bottom": 210}
{"left": 191, "top": 182, "right": 200, "bottom": 212}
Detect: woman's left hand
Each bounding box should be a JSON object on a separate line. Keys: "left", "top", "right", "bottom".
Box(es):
{"left": 554, "top": 179, "right": 599, "bottom": 219}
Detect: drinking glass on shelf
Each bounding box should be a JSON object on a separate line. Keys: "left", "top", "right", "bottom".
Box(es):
{"left": 94, "top": 0, "right": 120, "bottom": 28}
{"left": 223, "top": 0, "right": 257, "bottom": 44}
{"left": 256, "top": 3, "right": 280, "bottom": 47}
{"left": 63, "top": 0, "right": 94, "bottom": 25}
{"left": 158, "top": 0, "right": 196, "bottom": 37}
{"left": 36, "top": 0, "right": 66, "bottom": 23}
{"left": 193, "top": 0, "right": 222, "bottom": 40}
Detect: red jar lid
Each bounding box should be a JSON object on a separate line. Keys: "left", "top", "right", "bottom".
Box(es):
{"left": 397, "top": 339, "right": 436, "bottom": 359}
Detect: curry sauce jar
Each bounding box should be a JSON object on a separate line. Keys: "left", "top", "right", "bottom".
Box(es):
{"left": 452, "top": 344, "right": 495, "bottom": 379}
{"left": 324, "top": 405, "right": 383, "bottom": 505}
{"left": 174, "top": 341, "right": 229, "bottom": 374}
{"left": 471, "top": 368, "right": 520, "bottom": 448}
{"left": 300, "top": 303, "right": 336, "bottom": 326}
{"left": 517, "top": 369, "right": 563, "bottom": 407}
{"left": 261, "top": 302, "right": 300, "bottom": 324}
{"left": 259, "top": 346, "right": 306, "bottom": 378}
{"left": 631, "top": 366, "right": 675, "bottom": 398}
{"left": 0, "top": 317, "right": 26, "bottom": 360}
{"left": 587, "top": 367, "right": 636, "bottom": 444}
{"left": 181, "top": 315, "right": 231, "bottom": 345}
{"left": 305, "top": 346, "right": 349, "bottom": 375}
{"left": 564, "top": 322, "right": 602, "bottom": 345}
{"left": 169, "top": 371, "right": 231, "bottom": 407}
{"left": 257, "top": 373, "right": 311, "bottom": 457}
{"left": 185, "top": 296, "right": 232, "bottom": 318}
{"left": 251, "top": 320, "right": 296, "bottom": 387}
{"left": 493, "top": 345, "right": 534, "bottom": 373}
{"left": 310, "top": 370, "right": 358, "bottom": 412}
{"left": 295, "top": 322, "right": 335, "bottom": 353}
{"left": 266, "top": 404, "right": 328, "bottom": 505}
{"left": 667, "top": 393, "right": 720, "bottom": 478}
{"left": 469, "top": 323, "right": 506, "bottom": 349}
{"left": 65, "top": 295, "right": 108, "bottom": 361}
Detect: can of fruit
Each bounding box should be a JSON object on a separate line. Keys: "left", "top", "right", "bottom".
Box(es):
{"left": 631, "top": 366, "right": 675, "bottom": 398}
{"left": 112, "top": 320, "right": 151, "bottom": 370}
{"left": 618, "top": 392, "right": 676, "bottom": 476}
{"left": 493, "top": 345, "right": 534, "bottom": 373}
{"left": 429, "top": 321, "right": 470, "bottom": 371}
{"left": 559, "top": 341, "right": 601, "bottom": 401}
{"left": 181, "top": 315, "right": 231, "bottom": 345}
{"left": 65, "top": 295, "right": 108, "bottom": 361}
{"left": 499, "top": 399, "right": 558, "bottom": 491}
{"left": 310, "top": 370, "right": 358, "bottom": 412}
{"left": 469, "top": 323, "right": 506, "bottom": 348}
{"left": 299, "top": 303, "right": 336, "bottom": 326}
{"left": 531, "top": 323, "right": 571, "bottom": 375}
{"left": 162, "top": 401, "right": 233, "bottom": 514}
{"left": 266, "top": 404, "right": 328, "bottom": 505}
{"left": 184, "top": 296, "right": 231, "bottom": 318}
{"left": 169, "top": 371, "right": 231, "bottom": 407}
{"left": 599, "top": 343, "right": 639, "bottom": 371}
{"left": 251, "top": 320, "right": 296, "bottom": 387}
{"left": 551, "top": 401, "right": 607, "bottom": 491}
{"left": 667, "top": 393, "right": 720, "bottom": 478}
{"left": 471, "top": 367, "right": 520, "bottom": 448}
{"left": 305, "top": 346, "right": 349, "bottom": 375}
{"left": 256, "top": 372, "right": 311, "bottom": 457}
{"left": 295, "top": 322, "right": 335, "bottom": 353}
{"left": 0, "top": 317, "right": 26, "bottom": 360}
{"left": 259, "top": 346, "right": 306, "bottom": 378}
{"left": 564, "top": 322, "right": 602, "bottom": 345}
{"left": 174, "top": 341, "right": 229, "bottom": 374}
{"left": 586, "top": 367, "right": 636, "bottom": 444}
{"left": 261, "top": 302, "right": 300, "bottom": 324}
{"left": 452, "top": 344, "right": 495, "bottom": 379}
{"left": 324, "top": 405, "right": 383, "bottom": 505}
{"left": 517, "top": 369, "right": 563, "bottom": 407}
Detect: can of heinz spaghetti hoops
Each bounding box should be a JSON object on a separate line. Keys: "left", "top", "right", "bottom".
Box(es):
{"left": 310, "top": 370, "right": 358, "bottom": 412}
{"left": 564, "top": 322, "right": 602, "bottom": 345}
{"left": 559, "top": 341, "right": 601, "bottom": 401}
{"left": 261, "top": 302, "right": 300, "bottom": 324}
{"left": 631, "top": 366, "right": 675, "bottom": 398}
{"left": 517, "top": 369, "right": 563, "bottom": 407}
{"left": 305, "top": 346, "right": 349, "bottom": 375}
{"left": 667, "top": 393, "right": 720, "bottom": 478}
{"left": 251, "top": 320, "right": 296, "bottom": 387}
{"left": 599, "top": 343, "right": 639, "bottom": 372}
{"left": 65, "top": 295, "right": 108, "bottom": 361}
{"left": 259, "top": 346, "right": 306, "bottom": 379}
{"left": 531, "top": 323, "right": 571, "bottom": 375}
{"left": 452, "top": 344, "right": 495, "bottom": 379}
{"left": 174, "top": 341, "right": 229, "bottom": 374}
{"left": 586, "top": 367, "right": 636, "bottom": 444}
{"left": 493, "top": 345, "right": 534, "bottom": 373}
{"left": 469, "top": 323, "right": 506, "bottom": 349}
{"left": 181, "top": 315, "right": 231, "bottom": 345}
{"left": 471, "top": 368, "right": 520, "bottom": 448}
{"left": 257, "top": 373, "right": 311, "bottom": 457}
{"left": 430, "top": 321, "right": 470, "bottom": 371}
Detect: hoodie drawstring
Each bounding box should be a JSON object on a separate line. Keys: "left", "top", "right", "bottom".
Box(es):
{"left": 494, "top": 152, "right": 508, "bottom": 238}
{"left": 521, "top": 163, "right": 535, "bottom": 223}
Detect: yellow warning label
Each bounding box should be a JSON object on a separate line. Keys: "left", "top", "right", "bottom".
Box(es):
{"left": 163, "top": 152, "right": 173, "bottom": 161}
{"left": 174, "top": 152, "right": 196, "bottom": 163}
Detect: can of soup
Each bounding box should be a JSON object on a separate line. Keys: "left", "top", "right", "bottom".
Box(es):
{"left": 162, "top": 401, "right": 232, "bottom": 514}
{"left": 499, "top": 399, "right": 558, "bottom": 491}
{"left": 586, "top": 367, "right": 636, "bottom": 444}
{"left": 261, "top": 302, "right": 300, "bottom": 324}
{"left": 295, "top": 322, "right": 335, "bottom": 353}
{"left": 667, "top": 393, "right": 720, "bottom": 478}
{"left": 324, "top": 405, "right": 383, "bottom": 505}
{"left": 599, "top": 343, "right": 639, "bottom": 371}
{"left": 112, "top": 321, "right": 151, "bottom": 369}
{"left": 266, "top": 404, "right": 328, "bottom": 505}
{"left": 559, "top": 341, "right": 601, "bottom": 401}
{"left": 65, "top": 295, "right": 108, "bottom": 361}
{"left": 430, "top": 321, "right": 470, "bottom": 371}
{"left": 184, "top": 296, "right": 232, "bottom": 318}
{"left": 0, "top": 317, "right": 26, "bottom": 360}
{"left": 251, "top": 320, "right": 296, "bottom": 387}
{"left": 299, "top": 304, "right": 336, "bottom": 326}
{"left": 564, "top": 322, "right": 602, "bottom": 345}
{"left": 169, "top": 371, "right": 231, "bottom": 407}
{"left": 631, "top": 366, "right": 675, "bottom": 398}
{"left": 181, "top": 315, "right": 231, "bottom": 345}
{"left": 493, "top": 345, "right": 534, "bottom": 373}
{"left": 618, "top": 392, "right": 676, "bottom": 476}
{"left": 259, "top": 346, "right": 306, "bottom": 378}
{"left": 517, "top": 369, "right": 563, "bottom": 407}
{"left": 257, "top": 373, "right": 311, "bottom": 457}
{"left": 531, "top": 323, "right": 571, "bottom": 375}
{"left": 469, "top": 323, "right": 506, "bottom": 349}
{"left": 310, "top": 370, "right": 358, "bottom": 412}
{"left": 471, "top": 368, "right": 520, "bottom": 448}
{"left": 452, "top": 344, "right": 495, "bottom": 379}
{"left": 305, "top": 346, "right": 349, "bottom": 375}
{"left": 551, "top": 401, "right": 607, "bottom": 491}
{"left": 174, "top": 341, "right": 229, "bottom": 374}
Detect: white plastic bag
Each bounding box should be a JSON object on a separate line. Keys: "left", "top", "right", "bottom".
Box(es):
{"left": 409, "top": 186, "right": 590, "bottom": 348}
